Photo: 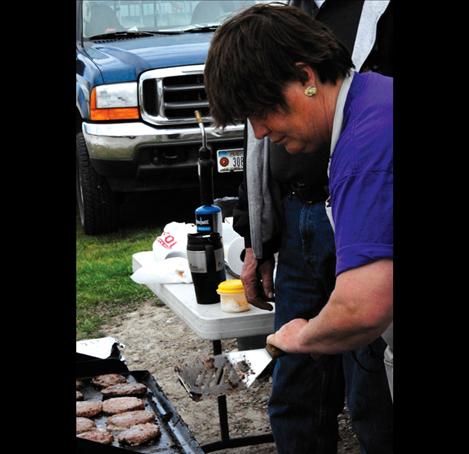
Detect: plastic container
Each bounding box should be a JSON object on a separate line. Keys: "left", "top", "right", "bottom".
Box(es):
{"left": 216, "top": 279, "right": 250, "bottom": 313}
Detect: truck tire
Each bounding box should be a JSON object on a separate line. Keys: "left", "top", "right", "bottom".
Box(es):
{"left": 76, "top": 132, "right": 119, "bottom": 235}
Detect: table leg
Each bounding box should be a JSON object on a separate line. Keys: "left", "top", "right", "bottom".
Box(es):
{"left": 213, "top": 340, "right": 230, "bottom": 441}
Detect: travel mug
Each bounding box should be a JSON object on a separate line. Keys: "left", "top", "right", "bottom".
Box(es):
{"left": 187, "top": 232, "right": 226, "bottom": 304}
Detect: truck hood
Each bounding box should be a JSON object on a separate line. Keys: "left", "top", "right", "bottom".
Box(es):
{"left": 84, "top": 33, "right": 212, "bottom": 84}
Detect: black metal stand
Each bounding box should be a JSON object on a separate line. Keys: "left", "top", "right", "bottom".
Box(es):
{"left": 200, "top": 340, "right": 274, "bottom": 453}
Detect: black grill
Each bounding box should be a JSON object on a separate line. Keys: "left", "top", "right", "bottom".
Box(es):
{"left": 142, "top": 79, "right": 158, "bottom": 115}
{"left": 164, "top": 74, "right": 204, "bottom": 87}
{"left": 76, "top": 355, "right": 204, "bottom": 453}
{"left": 163, "top": 74, "right": 208, "bottom": 120}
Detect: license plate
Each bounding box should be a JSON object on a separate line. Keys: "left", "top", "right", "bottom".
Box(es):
{"left": 216, "top": 148, "right": 244, "bottom": 173}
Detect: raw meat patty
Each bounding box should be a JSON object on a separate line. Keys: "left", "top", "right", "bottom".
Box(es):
{"left": 76, "top": 400, "right": 103, "bottom": 417}
{"left": 76, "top": 417, "right": 96, "bottom": 434}
{"left": 117, "top": 423, "right": 160, "bottom": 446}
{"left": 77, "top": 429, "right": 113, "bottom": 444}
{"left": 106, "top": 410, "right": 155, "bottom": 430}
{"left": 101, "top": 382, "right": 147, "bottom": 397}
{"left": 91, "top": 373, "right": 127, "bottom": 388}
{"left": 102, "top": 397, "right": 145, "bottom": 414}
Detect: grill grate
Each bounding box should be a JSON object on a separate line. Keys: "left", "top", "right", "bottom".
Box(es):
{"left": 76, "top": 356, "right": 204, "bottom": 453}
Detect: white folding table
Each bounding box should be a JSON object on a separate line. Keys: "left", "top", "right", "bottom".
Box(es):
{"left": 132, "top": 251, "right": 276, "bottom": 452}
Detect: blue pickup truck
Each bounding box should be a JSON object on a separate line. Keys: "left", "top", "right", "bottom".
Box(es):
{"left": 76, "top": 1, "right": 269, "bottom": 234}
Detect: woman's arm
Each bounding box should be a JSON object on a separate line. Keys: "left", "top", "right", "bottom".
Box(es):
{"left": 267, "top": 259, "right": 393, "bottom": 355}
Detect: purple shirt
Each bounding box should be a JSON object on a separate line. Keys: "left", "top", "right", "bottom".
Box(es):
{"left": 329, "top": 72, "right": 393, "bottom": 276}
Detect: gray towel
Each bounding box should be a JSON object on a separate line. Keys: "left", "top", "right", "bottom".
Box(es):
{"left": 246, "top": 121, "right": 276, "bottom": 259}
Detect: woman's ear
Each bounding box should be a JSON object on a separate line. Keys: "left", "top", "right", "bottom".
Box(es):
{"left": 295, "top": 62, "right": 316, "bottom": 86}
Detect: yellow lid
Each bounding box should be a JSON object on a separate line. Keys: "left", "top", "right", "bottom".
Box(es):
{"left": 217, "top": 279, "right": 244, "bottom": 294}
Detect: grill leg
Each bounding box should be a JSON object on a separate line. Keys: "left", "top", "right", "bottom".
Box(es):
{"left": 201, "top": 340, "right": 274, "bottom": 453}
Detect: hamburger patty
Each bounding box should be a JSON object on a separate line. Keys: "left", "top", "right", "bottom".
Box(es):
{"left": 102, "top": 397, "right": 145, "bottom": 415}
{"left": 76, "top": 400, "right": 103, "bottom": 418}
{"left": 106, "top": 410, "right": 155, "bottom": 430}
{"left": 101, "top": 382, "right": 147, "bottom": 398}
{"left": 117, "top": 423, "right": 161, "bottom": 446}
{"left": 76, "top": 417, "right": 96, "bottom": 434}
{"left": 76, "top": 390, "right": 84, "bottom": 401}
{"left": 77, "top": 429, "right": 114, "bottom": 444}
{"left": 91, "top": 373, "right": 127, "bottom": 388}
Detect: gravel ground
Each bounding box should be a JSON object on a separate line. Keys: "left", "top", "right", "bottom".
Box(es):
{"left": 101, "top": 299, "right": 360, "bottom": 453}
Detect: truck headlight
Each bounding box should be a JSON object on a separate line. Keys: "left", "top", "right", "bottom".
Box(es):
{"left": 90, "top": 82, "right": 139, "bottom": 121}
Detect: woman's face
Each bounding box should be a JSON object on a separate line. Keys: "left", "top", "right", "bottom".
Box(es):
{"left": 248, "top": 79, "right": 331, "bottom": 154}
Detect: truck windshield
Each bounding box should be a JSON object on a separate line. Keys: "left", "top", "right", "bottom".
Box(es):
{"left": 81, "top": 1, "right": 281, "bottom": 39}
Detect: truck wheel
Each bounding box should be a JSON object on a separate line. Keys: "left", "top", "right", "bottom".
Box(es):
{"left": 76, "top": 132, "right": 119, "bottom": 235}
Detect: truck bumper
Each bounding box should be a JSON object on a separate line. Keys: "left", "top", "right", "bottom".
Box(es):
{"left": 81, "top": 121, "right": 244, "bottom": 193}
{"left": 82, "top": 121, "right": 244, "bottom": 161}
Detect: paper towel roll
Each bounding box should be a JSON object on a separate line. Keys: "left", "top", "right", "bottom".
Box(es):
{"left": 224, "top": 236, "right": 245, "bottom": 278}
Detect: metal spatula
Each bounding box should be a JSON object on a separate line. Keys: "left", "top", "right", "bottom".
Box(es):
{"left": 175, "top": 344, "right": 284, "bottom": 400}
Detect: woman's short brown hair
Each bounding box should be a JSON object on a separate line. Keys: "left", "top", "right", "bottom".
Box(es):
{"left": 205, "top": 2, "right": 354, "bottom": 127}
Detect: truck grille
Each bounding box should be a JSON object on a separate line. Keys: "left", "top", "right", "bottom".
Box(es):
{"left": 139, "top": 65, "right": 211, "bottom": 126}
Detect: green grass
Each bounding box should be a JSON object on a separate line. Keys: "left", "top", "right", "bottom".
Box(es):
{"left": 76, "top": 219, "right": 162, "bottom": 340}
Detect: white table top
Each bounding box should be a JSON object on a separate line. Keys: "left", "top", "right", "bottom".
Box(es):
{"left": 132, "top": 251, "right": 275, "bottom": 340}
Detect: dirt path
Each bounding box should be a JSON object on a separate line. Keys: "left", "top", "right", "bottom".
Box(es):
{"left": 101, "top": 299, "right": 360, "bottom": 453}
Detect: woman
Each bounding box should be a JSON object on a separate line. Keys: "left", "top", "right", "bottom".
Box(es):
{"left": 205, "top": 3, "right": 393, "bottom": 452}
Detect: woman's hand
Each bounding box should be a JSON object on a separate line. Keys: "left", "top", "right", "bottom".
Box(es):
{"left": 267, "top": 318, "right": 310, "bottom": 353}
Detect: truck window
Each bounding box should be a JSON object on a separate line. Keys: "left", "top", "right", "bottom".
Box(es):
{"left": 81, "top": 1, "right": 281, "bottom": 38}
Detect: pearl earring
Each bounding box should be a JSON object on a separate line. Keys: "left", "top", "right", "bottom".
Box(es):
{"left": 304, "top": 85, "right": 317, "bottom": 96}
